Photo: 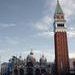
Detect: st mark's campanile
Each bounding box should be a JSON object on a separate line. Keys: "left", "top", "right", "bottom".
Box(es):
{"left": 54, "top": 0, "right": 69, "bottom": 75}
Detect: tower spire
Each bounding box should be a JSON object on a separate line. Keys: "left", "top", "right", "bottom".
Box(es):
{"left": 57, "top": 0, "right": 59, "bottom": 3}
{"left": 55, "top": 0, "right": 63, "bottom": 15}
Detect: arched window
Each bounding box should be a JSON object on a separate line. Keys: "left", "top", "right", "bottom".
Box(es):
{"left": 14, "top": 69, "right": 18, "bottom": 75}
{"left": 41, "top": 69, "right": 47, "bottom": 75}
{"left": 27, "top": 67, "right": 33, "bottom": 75}
{"left": 20, "top": 68, "right": 24, "bottom": 75}
{"left": 35, "top": 68, "right": 41, "bottom": 75}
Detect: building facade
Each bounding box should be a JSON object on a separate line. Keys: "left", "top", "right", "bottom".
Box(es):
{"left": 1, "top": 62, "right": 8, "bottom": 75}
{"left": 1, "top": 51, "right": 52, "bottom": 75}
{"left": 69, "top": 58, "right": 75, "bottom": 74}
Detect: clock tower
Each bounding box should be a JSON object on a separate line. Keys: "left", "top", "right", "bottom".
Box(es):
{"left": 54, "top": 0, "right": 69, "bottom": 75}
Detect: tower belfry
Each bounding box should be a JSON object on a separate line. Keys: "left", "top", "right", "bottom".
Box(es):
{"left": 54, "top": 0, "right": 69, "bottom": 75}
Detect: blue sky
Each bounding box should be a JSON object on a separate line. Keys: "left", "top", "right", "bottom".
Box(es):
{"left": 0, "top": 0, "right": 75, "bottom": 63}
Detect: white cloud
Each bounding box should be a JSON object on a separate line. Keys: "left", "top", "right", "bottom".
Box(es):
{"left": 0, "top": 23, "right": 16, "bottom": 28}
{"left": 0, "top": 49, "right": 55, "bottom": 63}
{"left": 15, "top": 49, "right": 55, "bottom": 62}
{"left": 37, "top": 31, "right": 54, "bottom": 38}
{"left": 4, "top": 37, "right": 19, "bottom": 45}
{"left": 0, "top": 49, "right": 17, "bottom": 63}
{"left": 67, "top": 27, "right": 75, "bottom": 38}
{"left": 35, "top": 26, "right": 75, "bottom": 38}
{"left": 69, "top": 52, "right": 75, "bottom": 59}
{"left": 1, "top": 48, "right": 75, "bottom": 63}
{"left": 45, "top": 0, "right": 75, "bottom": 21}
{"left": 37, "top": 30, "right": 75, "bottom": 38}
{"left": 68, "top": 31, "right": 75, "bottom": 38}
{"left": 34, "top": 0, "right": 75, "bottom": 39}
{"left": 1, "top": 0, "right": 75, "bottom": 63}
{"left": 35, "top": 16, "right": 52, "bottom": 31}
{"left": 33, "top": 15, "right": 53, "bottom": 38}
{"left": 59, "top": 0, "right": 75, "bottom": 19}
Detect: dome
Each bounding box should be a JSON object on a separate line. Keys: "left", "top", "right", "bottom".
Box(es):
{"left": 26, "top": 51, "right": 36, "bottom": 63}
{"left": 40, "top": 55, "right": 47, "bottom": 64}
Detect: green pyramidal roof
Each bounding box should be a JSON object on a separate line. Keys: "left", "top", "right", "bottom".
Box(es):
{"left": 55, "top": 0, "right": 63, "bottom": 14}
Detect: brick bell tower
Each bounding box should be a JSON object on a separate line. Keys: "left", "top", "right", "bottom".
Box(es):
{"left": 54, "top": 0, "right": 69, "bottom": 75}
